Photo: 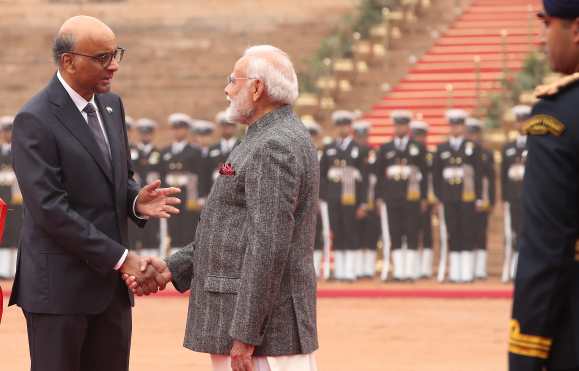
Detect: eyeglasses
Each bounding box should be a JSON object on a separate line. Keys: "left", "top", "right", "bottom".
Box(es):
{"left": 64, "top": 47, "right": 126, "bottom": 68}
{"left": 227, "top": 75, "right": 258, "bottom": 85}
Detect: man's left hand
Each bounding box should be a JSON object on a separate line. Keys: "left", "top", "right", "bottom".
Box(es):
{"left": 136, "top": 180, "right": 181, "bottom": 218}
{"left": 230, "top": 340, "right": 255, "bottom": 371}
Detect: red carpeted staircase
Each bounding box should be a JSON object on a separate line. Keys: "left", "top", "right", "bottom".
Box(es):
{"left": 367, "top": 0, "right": 542, "bottom": 147}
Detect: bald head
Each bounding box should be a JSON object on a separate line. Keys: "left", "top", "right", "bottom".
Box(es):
{"left": 52, "top": 16, "right": 115, "bottom": 64}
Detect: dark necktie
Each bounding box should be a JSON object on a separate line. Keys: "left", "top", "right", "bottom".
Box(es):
{"left": 83, "top": 103, "right": 112, "bottom": 174}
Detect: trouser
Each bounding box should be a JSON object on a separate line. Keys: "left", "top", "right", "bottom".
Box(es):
{"left": 23, "top": 280, "right": 131, "bottom": 371}
{"left": 211, "top": 353, "right": 318, "bottom": 371}
{"left": 510, "top": 200, "right": 522, "bottom": 252}
{"left": 418, "top": 205, "right": 434, "bottom": 278}
{"left": 473, "top": 210, "right": 490, "bottom": 279}
{"left": 329, "top": 202, "right": 358, "bottom": 280}
{"left": 444, "top": 201, "right": 476, "bottom": 282}
{"left": 356, "top": 209, "right": 380, "bottom": 277}
{"left": 386, "top": 200, "right": 421, "bottom": 280}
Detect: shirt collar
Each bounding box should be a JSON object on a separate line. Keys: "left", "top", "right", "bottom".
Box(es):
{"left": 57, "top": 70, "right": 97, "bottom": 114}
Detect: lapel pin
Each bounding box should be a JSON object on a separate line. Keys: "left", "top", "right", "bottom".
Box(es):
{"left": 106, "top": 106, "right": 113, "bottom": 114}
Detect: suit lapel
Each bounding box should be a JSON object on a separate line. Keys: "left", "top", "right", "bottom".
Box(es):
{"left": 49, "top": 76, "right": 114, "bottom": 185}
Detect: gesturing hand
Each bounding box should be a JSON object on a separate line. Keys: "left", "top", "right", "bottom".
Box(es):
{"left": 122, "top": 256, "right": 172, "bottom": 296}
{"left": 136, "top": 179, "right": 181, "bottom": 218}
{"left": 230, "top": 340, "right": 255, "bottom": 371}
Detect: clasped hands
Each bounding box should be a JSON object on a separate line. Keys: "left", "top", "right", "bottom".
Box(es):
{"left": 120, "top": 252, "right": 171, "bottom": 295}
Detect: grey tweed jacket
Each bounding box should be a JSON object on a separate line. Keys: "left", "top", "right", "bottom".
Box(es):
{"left": 167, "top": 105, "right": 320, "bottom": 356}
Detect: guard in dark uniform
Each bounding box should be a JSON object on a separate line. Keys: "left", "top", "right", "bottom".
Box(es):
{"left": 162, "top": 114, "right": 202, "bottom": 253}
{"left": 466, "top": 117, "right": 496, "bottom": 280}
{"left": 353, "top": 119, "right": 380, "bottom": 279}
{"left": 509, "top": 3, "right": 579, "bottom": 367}
{"left": 134, "top": 118, "right": 164, "bottom": 255}
{"left": 304, "top": 117, "right": 325, "bottom": 278}
{"left": 203, "top": 111, "right": 241, "bottom": 198}
{"left": 410, "top": 119, "right": 436, "bottom": 278}
{"left": 502, "top": 105, "right": 531, "bottom": 282}
{"left": 319, "top": 110, "right": 367, "bottom": 281}
{"left": 0, "top": 116, "right": 20, "bottom": 278}
{"left": 375, "top": 111, "right": 427, "bottom": 281}
{"left": 433, "top": 109, "right": 482, "bottom": 283}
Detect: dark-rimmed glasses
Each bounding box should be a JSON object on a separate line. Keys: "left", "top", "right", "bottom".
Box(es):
{"left": 63, "top": 47, "right": 126, "bottom": 68}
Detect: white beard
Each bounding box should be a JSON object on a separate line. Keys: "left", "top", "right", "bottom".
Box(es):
{"left": 225, "top": 88, "right": 255, "bottom": 124}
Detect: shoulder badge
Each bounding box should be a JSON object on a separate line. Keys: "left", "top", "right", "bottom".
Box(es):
{"left": 209, "top": 149, "right": 221, "bottom": 158}
{"left": 535, "top": 72, "right": 579, "bottom": 98}
{"left": 326, "top": 148, "right": 337, "bottom": 156}
{"left": 440, "top": 151, "right": 451, "bottom": 160}
{"left": 505, "top": 148, "right": 516, "bottom": 157}
{"left": 522, "top": 115, "right": 565, "bottom": 136}
{"left": 163, "top": 152, "right": 172, "bottom": 161}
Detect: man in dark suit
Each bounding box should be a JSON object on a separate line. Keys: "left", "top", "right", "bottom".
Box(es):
{"left": 9, "top": 16, "right": 178, "bottom": 371}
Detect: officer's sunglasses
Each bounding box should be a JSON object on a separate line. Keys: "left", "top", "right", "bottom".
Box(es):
{"left": 63, "top": 47, "right": 126, "bottom": 68}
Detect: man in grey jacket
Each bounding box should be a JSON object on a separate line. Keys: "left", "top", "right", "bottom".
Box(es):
{"left": 126, "top": 45, "right": 319, "bottom": 371}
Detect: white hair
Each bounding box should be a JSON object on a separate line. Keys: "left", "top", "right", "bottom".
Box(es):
{"left": 243, "top": 45, "right": 299, "bottom": 105}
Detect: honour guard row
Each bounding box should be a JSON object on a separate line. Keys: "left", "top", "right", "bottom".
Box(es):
{"left": 310, "top": 105, "right": 531, "bottom": 283}
{"left": 0, "top": 104, "right": 529, "bottom": 283}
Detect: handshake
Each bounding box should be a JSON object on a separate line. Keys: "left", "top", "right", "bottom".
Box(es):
{"left": 119, "top": 251, "right": 172, "bottom": 296}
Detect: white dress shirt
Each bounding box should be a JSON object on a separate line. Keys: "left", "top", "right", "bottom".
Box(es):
{"left": 516, "top": 135, "right": 527, "bottom": 149}
{"left": 57, "top": 70, "right": 129, "bottom": 270}
{"left": 394, "top": 135, "right": 409, "bottom": 151}
{"left": 449, "top": 136, "right": 464, "bottom": 151}
{"left": 171, "top": 140, "right": 188, "bottom": 155}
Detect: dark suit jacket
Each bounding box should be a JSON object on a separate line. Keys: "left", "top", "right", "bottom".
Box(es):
{"left": 9, "top": 75, "right": 144, "bottom": 315}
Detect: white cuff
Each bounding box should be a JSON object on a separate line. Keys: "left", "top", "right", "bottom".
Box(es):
{"left": 114, "top": 249, "right": 128, "bottom": 270}
{"left": 132, "top": 195, "right": 147, "bottom": 220}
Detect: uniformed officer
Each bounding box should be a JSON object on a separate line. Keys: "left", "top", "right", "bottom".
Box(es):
{"left": 433, "top": 109, "right": 482, "bottom": 283}
{"left": 410, "top": 119, "right": 436, "bottom": 278}
{"left": 303, "top": 117, "right": 325, "bottom": 278}
{"left": 203, "top": 111, "right": 241, "bottom": 197}
{"left": 162, "top": 114, "right": 203, "bottom": 253}
{"left": 319, "top": 110, "right": 367, "bottom": 281}
{"left": 502, "top": 105, "right": 531, "bottom": 282}
{"left": 0, "top": 116, "right": 20, "bottom": 278}
{"left": 353, "top": 119, "right": 381, "bottom": 279}
{"left": 375, "top": 111, "right": 427, "bottom": 281}
{"left": 509, "top": 2, "right": 579, "bottom": 369}
{"left": 466, "top": 117, "right": 496, "bottom": 280}
{"left": 134, "top": 118, "right": 164, "bottom": 255}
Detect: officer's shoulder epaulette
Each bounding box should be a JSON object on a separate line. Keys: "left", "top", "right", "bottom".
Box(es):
{"left": 522, "top": 114, "right": 566, "bottom": 137}
{"left": 534, "top": 72, "right": 579, "bottom": 99}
